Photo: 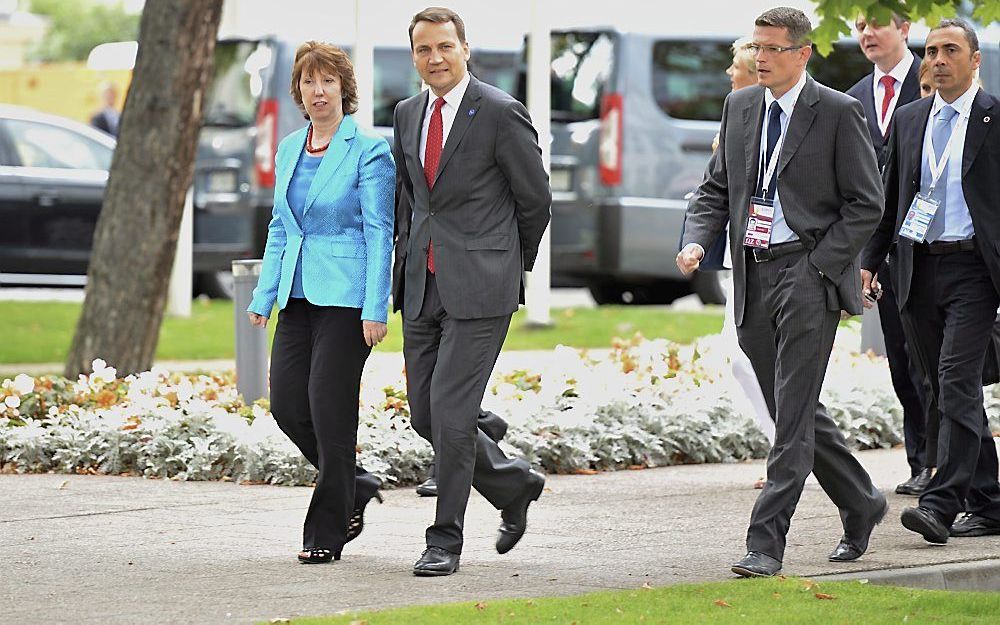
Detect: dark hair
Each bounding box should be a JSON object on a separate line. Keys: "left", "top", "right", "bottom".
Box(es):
{"left": 932, "top": 17, "right": 980, "bottom": 53}
{"left": 755, "top": 6, "right": 813, "bottom": 45}
{"left": 289, "top": 41, "right": 359, "bottom": 120}
{"left": 408, "top": 7, "right": 467, "bottom": 49}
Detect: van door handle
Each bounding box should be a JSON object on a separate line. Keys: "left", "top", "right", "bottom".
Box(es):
{"left": 36, "top": 192, "right": 60, "bottom": 207}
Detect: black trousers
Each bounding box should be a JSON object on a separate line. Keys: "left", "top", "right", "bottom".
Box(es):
{"left": 403, "top": 272, "right": 531, "bottom": 554}
{"left": 738, "top": 249, "right": 881, "bottom": 560}
{"left": 906, "top": 249, "right": 1000, "bottom": 525}
{"left": 269, "top": 299, "right": 373, "bottom": 551}
{"left": 878, "top": 258, "right": 937, "bottom": 472}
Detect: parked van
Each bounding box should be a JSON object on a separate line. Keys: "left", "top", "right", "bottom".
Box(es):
{"left": 193, "top": 37, "right": 519, "bottom": 297}
{"left": 536, "top": 28, "right": 1000, "bottom": 305}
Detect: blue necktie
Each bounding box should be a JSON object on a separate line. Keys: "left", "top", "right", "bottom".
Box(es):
{"left": 925, "top": 104, "right": 958, "bottom": 241}
{"left": 758, "top": 101, "right": 783, "bottom": 198}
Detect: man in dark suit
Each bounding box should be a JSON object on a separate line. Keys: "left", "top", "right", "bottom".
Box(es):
{"left": 89, "top": 82, "right": 121, "bottom": 137}
{"left": 392, "top": 7, "right": 551, "bottom": 576}
{"left": 846, "top": 13, "right": 936, "bottom": 496}
{"left": 862, "top": 19, "right": 1000, "bottom": 543}
{"left": 678, "top": 7, "right": 887, "bottom": 577}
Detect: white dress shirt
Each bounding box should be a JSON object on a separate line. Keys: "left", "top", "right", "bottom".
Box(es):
{"left": 419, "top": 71, "right": 472, "bottom": 167}
{"left": 761, "top": 70, "right": 808, "bottom": 245}
{"left": 922, "top": 81, "right": 980, "bottom": 241}
{"left": 873, "top": 50, "right": 915, "bottom": 136}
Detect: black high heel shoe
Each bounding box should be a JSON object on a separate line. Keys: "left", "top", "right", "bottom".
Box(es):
{"left": 298, "top": 548, "right": 341, "bottom": 564}
{"left": 345, "top": 473, "right": 382, "bottom": 542}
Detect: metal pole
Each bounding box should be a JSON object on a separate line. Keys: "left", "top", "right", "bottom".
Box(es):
{"left": 524, "top": 0, "right": 552, "bottom": 326}
{"left": 232, "top": 259, "right": 269, "bottom": 402}
{"left": 167, "top": 187, "right": 193, "bottom": 317}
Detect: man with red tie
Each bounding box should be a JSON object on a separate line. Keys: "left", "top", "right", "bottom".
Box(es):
{"left": 391, "top": 7, "right": 551, "bottom": 576}
{"left": 847, "top": 12, "right": 934, "bottom": 497}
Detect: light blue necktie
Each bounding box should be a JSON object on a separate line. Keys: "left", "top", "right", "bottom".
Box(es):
{"left": 925, "top": 104, "right": 958, "bottom": 242}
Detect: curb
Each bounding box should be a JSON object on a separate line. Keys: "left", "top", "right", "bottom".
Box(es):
{"left": 814, "top": 558, "right": 1000, "bottom": 591}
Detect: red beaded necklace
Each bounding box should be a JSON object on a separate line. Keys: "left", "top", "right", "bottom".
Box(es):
{"left": 305, "top": 124, "right": 331, "bottom": 154}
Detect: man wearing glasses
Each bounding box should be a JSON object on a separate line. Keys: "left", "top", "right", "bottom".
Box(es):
{"left": 677, "top": 6, "right": 887, "bottom": 577}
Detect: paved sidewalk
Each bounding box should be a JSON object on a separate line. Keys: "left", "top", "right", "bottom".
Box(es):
{"left": 4, "top": 446, "right": 1000, "bottom": 624}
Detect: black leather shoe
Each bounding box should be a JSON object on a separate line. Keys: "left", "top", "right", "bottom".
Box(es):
{"left": 731, "top": 551, "right": 782, "bottom": 577}
{"left": 496, "top": 469, "right": 545, "bottom": 554}
{"left": 413, "top": 546, "right": 460, "bottom": 576}
{"left": 950, "top": 512, "right": 1000, "bottom": 537}
{"left": 416, "top": 477, "right": 438, "bottom": 497}
{"left": 901, "top": 506, "right": 949, "bottom": 544}
{"left": 829, "top": 493, "right": 889, "bottom": 561}
{"left": 895, "top": 468, "right": 933, "bottom": 496}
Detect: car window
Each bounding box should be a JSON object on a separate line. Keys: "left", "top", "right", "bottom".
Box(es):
{"left": 652, "top": 40, "right": 733, "bottom": 121}
{"left": 5, "top": 119, "right": 112, "bottom": 170}
{"left": 546, "top": 31, "right": 615, "bottom": 121}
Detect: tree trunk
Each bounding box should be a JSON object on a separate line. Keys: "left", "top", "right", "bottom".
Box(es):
{"left": 64, "top": 0, "right": 223, "bottom": 378}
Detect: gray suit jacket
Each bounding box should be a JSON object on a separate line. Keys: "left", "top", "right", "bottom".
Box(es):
{"left": 682, "top": 76, "right": 884, "bottom": 324}
{"left": 391, "top": 76, "right": 551, "bottom": 320}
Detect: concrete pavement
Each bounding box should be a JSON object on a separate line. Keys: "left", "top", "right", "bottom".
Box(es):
{"left": 3, "top": 446, "right": 1000, "bottom": 624}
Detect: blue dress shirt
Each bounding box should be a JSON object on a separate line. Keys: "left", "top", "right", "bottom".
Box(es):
{"left": 286, "top": 152, "right": 322, "bottom": 299}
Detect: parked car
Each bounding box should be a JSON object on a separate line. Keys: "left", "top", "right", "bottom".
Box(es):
{"left": 0, "top": 105, "right": 114, "bottom": 284}
{"left": 531, "top": 29, "right": 1000, "bottom": 305}
{"left": 192, "top": 37, "right": 521, "bottom": 298}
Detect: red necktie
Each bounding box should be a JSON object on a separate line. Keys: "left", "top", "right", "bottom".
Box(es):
{"left": 424, "top": 97, "right": 444, "bottom": 273}
{"left": 879, "top": 75, "right": 896, "bottom": 125}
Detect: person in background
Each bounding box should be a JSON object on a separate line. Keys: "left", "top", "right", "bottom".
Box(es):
{"left": 919, "top": 57, "right": 935, "bottom": 98}
{"left": 846, "top": 12, "right": 934, "bottom": 498}
{"left": 90, "top": 82, "right": 121, "bottom": 137}
{"left": 247, "top": 41, "right": 395, "bottom": 564}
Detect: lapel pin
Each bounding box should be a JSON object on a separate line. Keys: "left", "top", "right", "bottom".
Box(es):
{"left": 468, "top": 108, "right": 476, "bottom": 117}
{"left": 985, "top": 116, "right": 991, "bottom": 123}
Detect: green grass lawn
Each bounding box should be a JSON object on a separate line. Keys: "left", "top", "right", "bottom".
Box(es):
{"left": 0, "top": 300, "right": 722, "bottom": 364}
{"left": 284, "top": 577, "right": 1000, "bottom": 625}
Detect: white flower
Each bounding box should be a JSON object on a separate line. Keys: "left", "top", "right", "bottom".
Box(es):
{"left": 4, "top": 395, "right": 21, "bottom": 409}
{"left": 12, "top": 374, "right": 34, "bottom": 395}
{"left": 91, "top": 359, "right": 107, "bottom": 373}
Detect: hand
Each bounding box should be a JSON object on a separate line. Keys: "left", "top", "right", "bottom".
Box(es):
{"left": 247, "top": 312, "right": 269, "bottom": 328}
{"left": 676, "top": 243, "right": 704, "bottom": 276}
{"left": 860, "top": 269, "right": 876, "bottom": 309}
{"left": 363, "top": 320, "right": 388, "bottom": 347}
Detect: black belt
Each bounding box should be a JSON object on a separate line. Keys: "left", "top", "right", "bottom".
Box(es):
{"left": 913, "top": 238, "right": 976, "bottom": 255}
{"left": 748, "top": 241, "right": 806, "bottom": 263}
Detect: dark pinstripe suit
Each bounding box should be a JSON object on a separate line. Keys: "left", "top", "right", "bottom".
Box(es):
{"left": 682, "top": 75, "right": 886, "bottom": 561}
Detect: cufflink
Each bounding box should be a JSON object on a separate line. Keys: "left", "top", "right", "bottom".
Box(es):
{"left": 468, "top": 108, "right": 476, "bottom": 117}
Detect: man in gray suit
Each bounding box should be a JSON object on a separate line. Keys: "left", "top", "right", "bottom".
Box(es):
{"left": 677, "top": 6, "right": 888, "bottom": 577}
{"left": 392, "top": 7, "right": 551, "bottom": 576}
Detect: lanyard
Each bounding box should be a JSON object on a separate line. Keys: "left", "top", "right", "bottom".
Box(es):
{"left": 758, "top": 103, "right": 787, "bottom": 197}
{"left": 924, "top": 99, "right": 973, "bottom": 193}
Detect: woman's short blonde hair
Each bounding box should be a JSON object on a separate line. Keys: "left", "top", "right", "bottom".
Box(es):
{"left": 290, "top": 41, "right": 359, "bottom": 119}
{"left": 732, "top": 36, "right": 757, "bottom": 74}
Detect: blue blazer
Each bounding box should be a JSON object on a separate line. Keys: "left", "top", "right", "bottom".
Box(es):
{"left": 248, "top": 114, "right": 395, "bottom": 322}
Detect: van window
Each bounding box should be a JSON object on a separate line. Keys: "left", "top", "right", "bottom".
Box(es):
{"left": 651, "top": 40, "right": 733, "bottom": 121}
{"left": 547, "top": 31, "right": 615, "bottom": 121}
{"left": 373, "top": 48, "right": 422, "bottom": 128}
{"left": 204, "top": 40, "right": 271, "bottom": 127}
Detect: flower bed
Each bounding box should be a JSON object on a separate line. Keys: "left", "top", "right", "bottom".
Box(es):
{"left": 3, "top": 329, "right": 985, "bottom": 487}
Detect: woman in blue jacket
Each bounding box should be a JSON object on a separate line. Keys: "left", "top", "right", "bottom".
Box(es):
{"left": 247, "top": 41, "right": 394, "bottom": 564}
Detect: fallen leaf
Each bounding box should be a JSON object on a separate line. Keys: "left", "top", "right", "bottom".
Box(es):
{"left": 475, "top": 602, "right": 487, "bottom": 611}
{"left": 525, "top": 601, "right": 535, "bottom": 606}
{"left": 802, "top": 580, "right": 818, "bottom": 591}
{"left": 815, "top": 593, "right": 836, "bottom": 600}
{"left": 615, "top": 607, "right": 623, "bottom": 613}
{"left": 347, "top": 620, "right": 366, "bottom": 625}
{"left": 714, "top": 600, "right": 733, "bottom": 608}
{"left": 572, "top": 468, "right": 599, "bottom": 475}
{"left": 641, "top": 582, "right": 654, "bottom": 590}
{"left": 772, "top": 592, "right": 782, "bottom": 599}
{"left": 627, "top": 465, "right": 646, "bottom": 470}
{"left": 57, "top": 480, "right": 69, "bottom": 490}
{"left": 271, "top": 620, "right": 291, "bottom": 624}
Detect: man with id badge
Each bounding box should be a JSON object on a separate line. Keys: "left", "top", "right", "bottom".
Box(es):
{"left": 678, "top": 7, "right": 886, "bottom": 578}
{"left": 862, "top": 19, "right": 1000, "bottom": 544}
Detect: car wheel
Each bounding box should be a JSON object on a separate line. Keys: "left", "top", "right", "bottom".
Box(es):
{"left": 691, "top": 272, "right": 726, "bottom": 305}
{"left": 197, "top": 270, "right": 235, "bottom": 299}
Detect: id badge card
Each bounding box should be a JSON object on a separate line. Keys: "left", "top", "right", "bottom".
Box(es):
{"left": 744, "top": 196, "right": 775, "bottom": 249}
{"left": 898, "top": 193, "right": 940, "bottom": 243}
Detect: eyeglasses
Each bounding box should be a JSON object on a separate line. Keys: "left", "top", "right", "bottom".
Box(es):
{"left": 746, "top": 44, "right": 805, "bottom": 55}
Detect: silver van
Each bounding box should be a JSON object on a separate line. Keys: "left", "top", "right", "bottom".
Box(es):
{"left": 542, "top": 28, "right": 1000, "bottom": 305}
